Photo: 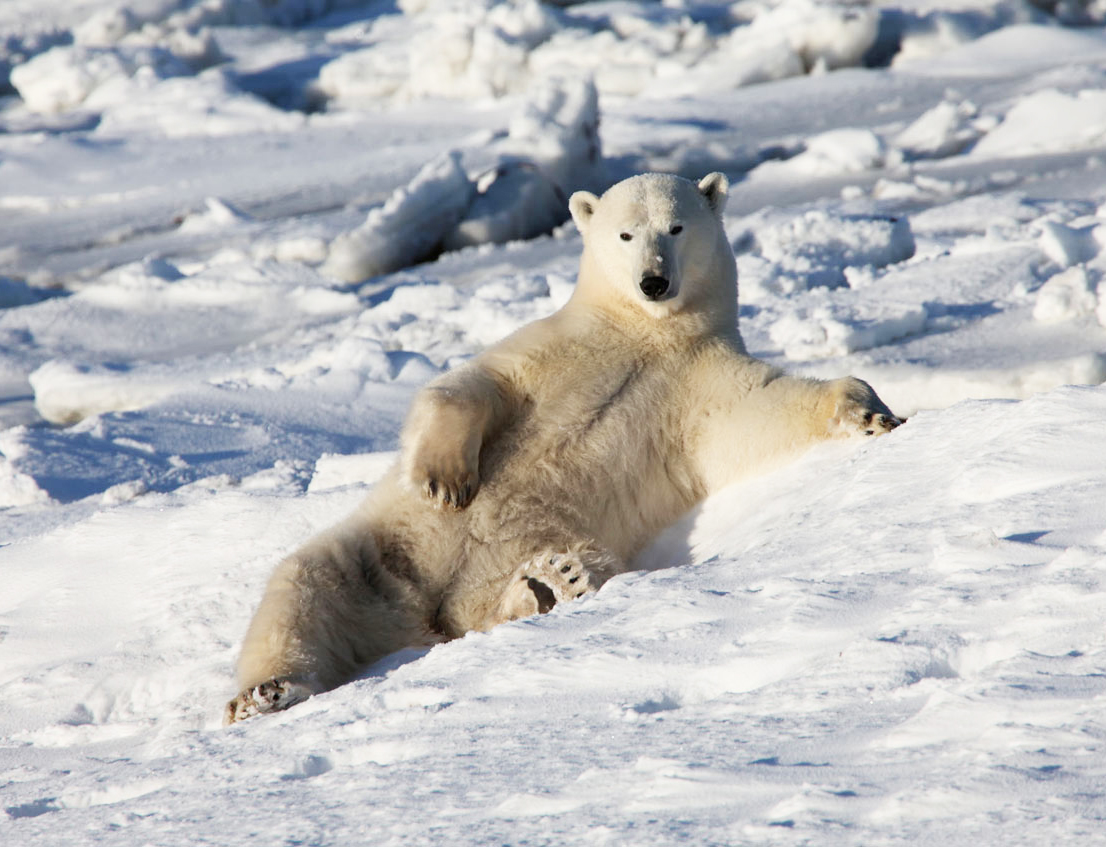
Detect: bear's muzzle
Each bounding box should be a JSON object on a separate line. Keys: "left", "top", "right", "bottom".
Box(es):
{"left": 640, "top": 275, "right": 670, "bottom": 300}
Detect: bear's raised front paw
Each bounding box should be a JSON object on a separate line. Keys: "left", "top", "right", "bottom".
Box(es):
{"left": 408, "top": 448, "right": 479, "bottom": 510}
{"left": 830, "top": 377, "right": 904, "bottom": 437}
{"left": 223, "top": 677, "right": 313, "bottom": 725}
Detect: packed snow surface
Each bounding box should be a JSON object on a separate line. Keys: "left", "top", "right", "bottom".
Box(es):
{"left": 3, "top": 1, "right": 1106, "bottom": 844}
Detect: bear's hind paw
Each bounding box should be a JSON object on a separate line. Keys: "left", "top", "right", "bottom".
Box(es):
{"left": 224, "top": 677, "right": 313, "bottom": 725}
{"left": 490, "top": 551, "right": 597, "bottom": 625}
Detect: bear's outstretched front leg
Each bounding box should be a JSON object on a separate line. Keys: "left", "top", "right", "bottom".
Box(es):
{"left": 823, "top": 376, "right": 903, "bottom": 437}
{"left": 693, "top": 368, "right": 904, "bottom": 494}
{"left": 402, "top": 364, "right": 513, "bottom": 510}
{"left": 481, "top": 547, "right": 624, "bottom": 629}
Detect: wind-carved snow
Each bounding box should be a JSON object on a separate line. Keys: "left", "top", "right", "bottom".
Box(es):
{"left": 3, "top": 1, "right": 1106, "bottom": 844}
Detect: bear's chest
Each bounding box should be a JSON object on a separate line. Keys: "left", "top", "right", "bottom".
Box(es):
{"left": 508, "top": 344, "right": 683, "bottom": 462}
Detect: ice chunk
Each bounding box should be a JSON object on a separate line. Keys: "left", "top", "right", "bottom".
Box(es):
{"left": 323, "top": 152, "right": 475, "bottom": 282}
{"left": 894, "top": 100, "right": 985, "bottom": 159}
{"left": 10, "top": 45, "right": 189, "bottom": 113}
{"left": 444, "top": 76, "right": 603, "bottom": 250}
{"left": 1037, "top": 220, "right": 1104, "bottom": 269}
{"left": 1033, "top": 267, "right": 1098, "bottom": 324}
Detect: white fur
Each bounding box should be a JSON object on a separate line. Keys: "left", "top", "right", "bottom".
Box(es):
{"left": 225, "top": 172, "right": 900, "bottom": 723}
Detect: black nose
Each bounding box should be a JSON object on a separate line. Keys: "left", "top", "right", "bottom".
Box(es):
{"left": 640, "top": 275, "right": 669, "bottom": 300}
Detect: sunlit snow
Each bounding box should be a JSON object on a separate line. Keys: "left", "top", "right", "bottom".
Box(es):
{"left": 2, "top": 1, "right": 1106, "bottom": 844}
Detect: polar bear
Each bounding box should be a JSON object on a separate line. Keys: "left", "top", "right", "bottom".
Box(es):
{"left": 224, "top": 172, "right": 900, "bottom": 723}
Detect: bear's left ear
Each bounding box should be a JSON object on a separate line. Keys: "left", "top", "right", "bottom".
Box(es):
{"left": 569, "top": 191, "right": 599, "bottom": 234}
{"left": 698, "top": 172, "right": 729, "bottom": 218}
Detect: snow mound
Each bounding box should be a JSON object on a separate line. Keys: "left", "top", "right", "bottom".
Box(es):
{"left": 739, "top": 209, "right": 916, "bottom": 294}
{"left": 445, "top": 76, "right": 603, "bottom": 251}
{"left": 322, "top": 151, "right": 475, "bottom": 283}
{"left": 1037, "top": 218, "right": 1106, "bottom": 269}
{"left": 10, "top": 44, "right": 190, "bottom": 113}
{"left": 1033, "top": 266, "right": 1099, "bottom": 324}
{"left": 327, "top": 77, "right": 602, "bottom": 278}
{"left": 317, "top": 0, "right": 880, "bottom": 105}
{"left": 751, "top": 128, "right": 889, "bottom": 180}
{"left": 893, "top": 98, "right": 990, "bottom": 159}
{"left": 29, "top": 359, "right": 181, "bottom": 425}
{"left": 895, "top": 22, "right": 1106, "bottom": 77}
{"left": 974, "top": 88, "right": 1106, "bottom": 157}
{"left": 0, "top": 426, "right": 53, "bottom": 508}
{"left": 769, "top": 295, "right": 928, "bottom": 359}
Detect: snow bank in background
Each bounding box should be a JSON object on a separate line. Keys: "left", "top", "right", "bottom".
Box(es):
{"left": 30, "top": 359, "right": 181, "bottom": 425}
{"left": 896, "top": 22, "right": 1106, "bottom": 76}
{"left": 893, "top": 98, "right": 991, "bottom": 159}
{"left": 974, "top": 88, "right": 1106, "bottom": 157}
{"left": 888, "top": 0, "right": 1044, "bottom": 66}
{"left": 98, "top": 68, "right": 306, "bottom": 136}
{"left": 446, "top": 76, "right": 603, "bottom": 250}
{"left": 327, "top": 77, "right": 602, "bottom": 279}
{"left": 323, "top": 152, "right": 474, "bottom": 282}
{"left": 317, "top": 0, "right": 880, "bottom": 105}
{"left": 750, "top": 128, "right": 891, "bottom": 180}
{"left": 10, "top": 45, "right": 190, "bottom": 112}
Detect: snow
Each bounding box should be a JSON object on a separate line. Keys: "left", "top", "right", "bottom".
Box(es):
{"left": 2, "top": 0, "right": 1106, "bottom": 843}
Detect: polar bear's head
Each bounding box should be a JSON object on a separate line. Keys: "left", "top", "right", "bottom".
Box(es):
{"left": 568, "top": 172, "right": 735, "bottom": 326}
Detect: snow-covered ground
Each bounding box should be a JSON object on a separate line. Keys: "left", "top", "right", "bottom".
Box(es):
{"left": 3, "top": 1, "right": 1106, "bottom": 843}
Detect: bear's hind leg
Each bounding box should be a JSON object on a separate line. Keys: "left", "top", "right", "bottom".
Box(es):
{"left": 224, "top": 677, "right": 314, "bottom": 724}
{"left": 484, "top": 547, "right": 623, "bottom": 628}
{"left": 225, "top": 521, "right": 435, "bottom": 724}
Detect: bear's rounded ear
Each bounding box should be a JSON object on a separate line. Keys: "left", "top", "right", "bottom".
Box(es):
{"left": 697, "top": 172, "right": 729, "bottom": 218}
{"left": 569, "top": 191, "right": 599, "bottom": 233}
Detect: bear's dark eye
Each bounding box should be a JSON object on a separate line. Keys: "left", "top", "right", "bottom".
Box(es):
{"left": 619, "top": 232, "right": 632, "bottom": 242}
{"left": 670, "top": 225, "right": 683, "bottom": 235}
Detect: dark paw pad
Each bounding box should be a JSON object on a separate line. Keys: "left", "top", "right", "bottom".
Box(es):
{"left": 526, "top": 577, "right": 558, "bottom": 614}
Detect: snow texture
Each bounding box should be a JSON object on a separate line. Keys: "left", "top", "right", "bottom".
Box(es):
{"left": 3, "top": 1, "right": 1106, "bottom": 844}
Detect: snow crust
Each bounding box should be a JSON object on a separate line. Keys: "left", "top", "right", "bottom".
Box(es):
{"left": 3, "top": 1, "right": 1106, "bottom": 844}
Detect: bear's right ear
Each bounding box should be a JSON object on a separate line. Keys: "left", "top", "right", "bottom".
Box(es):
{"left": 569, "top": 191, "right": 599, "bottom": 234}
{"left": 698, "top": 172, "right": 729, "bottom": 218}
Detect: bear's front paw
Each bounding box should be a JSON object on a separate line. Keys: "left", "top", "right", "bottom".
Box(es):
{"left": 408, "top": 446, "right": 479, "bottom": 510}
{"left": 829, "top": 377, "right": 904, "bottom": 437}
{"left": 224, "top": 677, "right": 313, "bottom": 725}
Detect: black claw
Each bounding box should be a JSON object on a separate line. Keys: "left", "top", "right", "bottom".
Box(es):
{"left": 560, "top": 564, "right": 571, "bottom": 573}
{"left": 428, "top": 479, "right": 438, "bottom": 497}
{"left": 443, "top": 489, "right": 452, "bottom": 505}
{"left": 568, "top": 575, "right": 579, "bottom": 584}
{"left": 863, "top": 411, "right": 874, "bottom": 426}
